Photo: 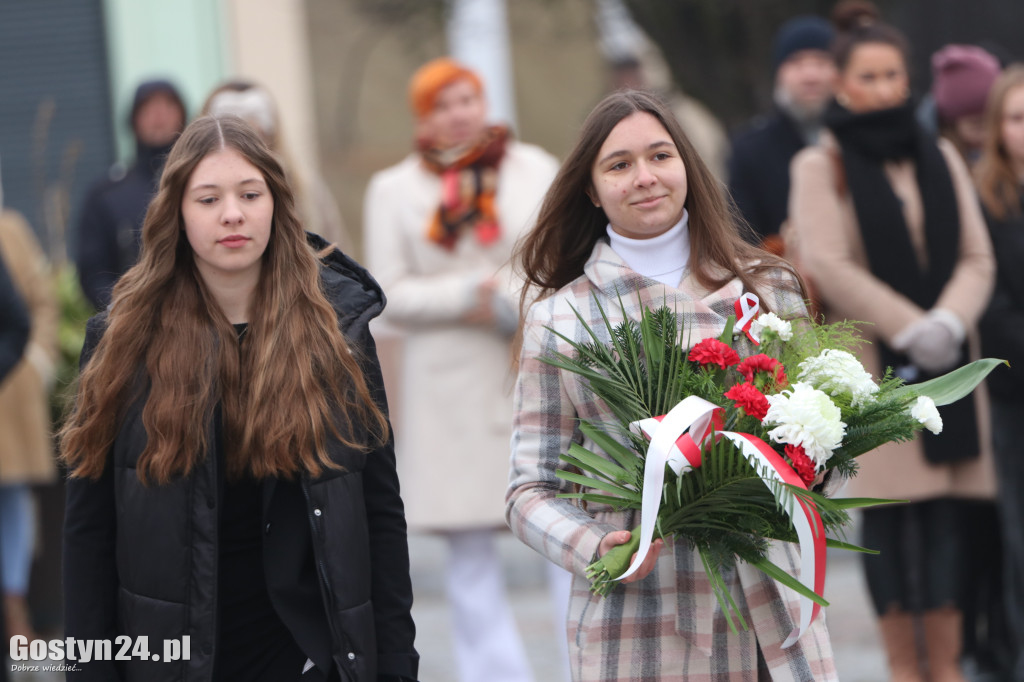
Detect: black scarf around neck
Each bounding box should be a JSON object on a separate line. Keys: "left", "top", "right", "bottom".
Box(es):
{"left": 825, "top": 100, "right": 977, "bottom": 464}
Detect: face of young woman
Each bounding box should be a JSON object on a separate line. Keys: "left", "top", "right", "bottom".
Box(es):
{"left": 1001, "top": 85, "right": 1024, "bottom": 167}
{"left": 419, "top": 77, "right": 488, "bottom": 148}
{"left": 590, "top": 111, "right": 688, "bottom": 239}
{"left": 837, "top": 42, "right": 910, "bottom": 113}
{"left": 181, "top": 147, "right": 273, "bottom": 293}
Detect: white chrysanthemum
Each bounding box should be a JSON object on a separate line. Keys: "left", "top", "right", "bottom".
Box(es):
{"left": 763, "top": 382, "right": 846, "bottom": 467}
{"left": 797, "top": 349, "right": 879, "bottom": 408}
{"left": 750, "top": 312, "right": 793, "bottom": 341}
{"left": 910, "top": 396, "right": 943, "bottom": 434}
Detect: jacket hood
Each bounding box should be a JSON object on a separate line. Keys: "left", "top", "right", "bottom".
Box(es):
{"left": 306, "top": 232, "right": 386, "bottom": 335}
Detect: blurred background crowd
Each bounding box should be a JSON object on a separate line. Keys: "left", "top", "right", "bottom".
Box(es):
{"left": 2, "top": 0, "right": 1024, "bottom": 680}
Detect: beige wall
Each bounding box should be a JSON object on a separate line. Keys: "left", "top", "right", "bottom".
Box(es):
{"left": 306, "top": 0, "right": 609, "bottom": 259}
{"left": 222, "top": 0, "right": 320, "bottom": 176}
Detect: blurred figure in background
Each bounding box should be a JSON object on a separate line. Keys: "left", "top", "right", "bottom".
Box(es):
{"left": 975, "top": 64, "right": 1024, "bottom": 682}
{"left": 363, "top": 58, "right": 558, "bottom": 682}
{"left": 932, "top": 45, "right": 1002, "bottom": 165}
{"left": 0, "top": 230, "right": 30, "bottom": 682}
{"left": 788, "top": 3, "right": 995, "bottom": 680}
{"left": 75, "top": 79, "right": 186, "bottom": 310}
{"left": 931, "top": 42, "right": 1011, "bottom": 682}
{"left": 595, "top": 0, "right": 730, "bottom": 181}
{"left": 202, "top": 80, "right": 350, "bottom": 251}
{"left": 0, "top": 186, "right": 58, "bottom": 640}
{"left": 728, "top": 15, "right": 836, "bottom": 247}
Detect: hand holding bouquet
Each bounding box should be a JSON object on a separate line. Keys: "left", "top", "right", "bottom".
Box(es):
{"left": 542, "top": 294, "right": 1001, "bottom": 645}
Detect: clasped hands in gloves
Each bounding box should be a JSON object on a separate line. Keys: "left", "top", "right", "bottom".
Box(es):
{"left": 891, "top": 308, "right": 965, "bottom": 374}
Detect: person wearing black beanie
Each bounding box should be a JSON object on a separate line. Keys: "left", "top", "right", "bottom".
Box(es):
{"left": 727, "top": 15, "right": 836, "bottom": 247}
{"left": 75, "top": 79, "right": 186, "bottom": 310}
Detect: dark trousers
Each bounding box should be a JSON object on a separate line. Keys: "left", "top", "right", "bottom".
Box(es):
{"left": 991, "top": 400, "right": 1024, "bottom": 681}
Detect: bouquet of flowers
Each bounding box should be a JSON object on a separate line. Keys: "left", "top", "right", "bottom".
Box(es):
{"left": 542, "top": 294, "right": 1002, "bottom": 645}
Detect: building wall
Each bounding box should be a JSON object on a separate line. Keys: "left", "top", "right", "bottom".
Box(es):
{"left": 103, "top": 0, "right": 229, "bottom": 161}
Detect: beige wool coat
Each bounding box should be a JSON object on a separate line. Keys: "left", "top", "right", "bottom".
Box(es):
{"left": 0, "top": 209, "right": 58, "bottom": 484}
{"left": 788, "top": 136, "right": 996, "bottom": 502}
{"left": 364, "top": 141, "right": 559, "bottom": 530}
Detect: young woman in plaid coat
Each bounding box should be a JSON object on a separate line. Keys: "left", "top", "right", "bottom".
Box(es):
{"left": 507, "top": 90, "right": 838, "bottom": 681}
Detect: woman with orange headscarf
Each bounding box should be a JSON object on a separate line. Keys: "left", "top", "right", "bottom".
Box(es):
{"left": 363, "top": 58, "right": 559, "bottom": 681}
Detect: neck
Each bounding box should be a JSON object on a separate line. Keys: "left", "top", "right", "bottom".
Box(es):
{"left": 606, "top": 211, "right": 690, "bottom": 287}
{"left": 196, "top": 268, "right": 259, "bottom": 325}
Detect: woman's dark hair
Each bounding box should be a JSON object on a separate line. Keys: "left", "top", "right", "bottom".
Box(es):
{"left": 515, "top": 89, "right": 801, "bottom": 312}
{"left": 830, "top": 0, "right": 910, "bottom": 71}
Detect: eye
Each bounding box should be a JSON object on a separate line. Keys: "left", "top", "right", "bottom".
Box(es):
{"left": 198, "top": 196, "right": 217, "bottom": 205}
{"left": 653, "top": 151, "right": 672, "bottom": 161}
{"left": 610, "top": 161, "right": 630, "bottom": 171}
{"left": 242, "top": 192, "right": 261, "bottom": 201}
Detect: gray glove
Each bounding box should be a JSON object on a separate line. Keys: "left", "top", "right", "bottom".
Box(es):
{"left": 891, "top": 308, "right": 965, "bottom": 373}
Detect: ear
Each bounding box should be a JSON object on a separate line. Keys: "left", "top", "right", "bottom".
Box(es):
{"left": 586, "top": 185, "right": 601, "bottom": 208}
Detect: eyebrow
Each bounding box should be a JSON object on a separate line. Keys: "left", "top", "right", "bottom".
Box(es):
{"left": 597, "top": 140, "right": 674, "bottom": 166}
{"left": 188, "top": 177, "right": 266, "bottom": 192}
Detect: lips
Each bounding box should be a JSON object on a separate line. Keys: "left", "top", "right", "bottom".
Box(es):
{"left": 632, "top": 195, "right": 666, "bottom": 208}
{"left": 218, "top": 235, "right": 250, "bottom": 248}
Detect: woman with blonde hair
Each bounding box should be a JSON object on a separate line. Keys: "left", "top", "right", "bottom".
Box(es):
{"left": 509, "top": 88, "right": 836, "bottom": 681}
{"left": 975, "top": 63, "right": 1024, "bottom": 680}
{"left": 61, "top": 115, "right": 418, "bottom": 682}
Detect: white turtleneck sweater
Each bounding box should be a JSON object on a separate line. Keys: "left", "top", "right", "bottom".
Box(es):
{"left": 606, "top": 211, "right": 691, "bottom": 287}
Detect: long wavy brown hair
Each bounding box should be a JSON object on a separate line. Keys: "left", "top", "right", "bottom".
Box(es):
{"left": 515, "top": 89, "right": 802, "bottom": 312}
{"left": 60, "top": 115, "right": 388, "bottom": 484}
{"left": 976, "top": 65, "right": 1024, "bottom": 221}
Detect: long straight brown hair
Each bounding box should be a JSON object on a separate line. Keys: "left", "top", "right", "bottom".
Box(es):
{"left": 976, "top": 65, "right": 1024, "bottom": 221}
{"left": 515, "top": 89, "right": 802, "bottom": 311}
{"left": 60, "top": 116, "right": 388, "bottom": 484}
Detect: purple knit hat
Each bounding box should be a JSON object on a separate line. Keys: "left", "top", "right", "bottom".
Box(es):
{"left": 932, "top": 45, "right": 1001, "bottom": 121}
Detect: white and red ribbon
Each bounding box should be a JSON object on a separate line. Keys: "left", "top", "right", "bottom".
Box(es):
{"left": 734, "top": 293, "right": 761, "bottom": 345}
{"left": 625, "top": 395, "right": 825, "bottom": 648}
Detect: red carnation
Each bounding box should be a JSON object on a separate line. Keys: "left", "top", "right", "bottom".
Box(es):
{"left": 785, "top": 444, "right": 817, "bottom": 486}
{"left": 724, "top": 382, "right": 770, "bottom": 421}
{"left": 688, "top": 338, "right": 740, "bottom": 369}
{"left": 737, "top": 354, "right": 788, "bottom": 388}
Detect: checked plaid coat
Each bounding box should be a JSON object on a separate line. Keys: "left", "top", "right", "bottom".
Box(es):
{"left": 507, "top": 241, "right": 838, "bottom": 681}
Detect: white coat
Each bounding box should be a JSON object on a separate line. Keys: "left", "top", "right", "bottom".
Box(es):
{"left": 364, "top": 141, "right": 559, "bottom": 530}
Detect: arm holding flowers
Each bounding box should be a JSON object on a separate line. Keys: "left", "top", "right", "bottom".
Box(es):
{"left": 506, "top": 298, "right": 626, "bottom": 577}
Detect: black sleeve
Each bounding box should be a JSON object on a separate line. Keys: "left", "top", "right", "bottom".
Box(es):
{"left": 0, "top": 253, "right": 29, "bottom": 383}
{"left": 75, "top": 187, "right": 120, "bottom": 311}
{"left": 62, "top": 315, "right": 122, "bottom": 680}
{"left": 351, "top": 325, "right": 420, "bottom": 681}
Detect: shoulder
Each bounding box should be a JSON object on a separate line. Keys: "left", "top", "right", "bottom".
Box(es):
{"left": 791, "top": 141, "right": 835, "bottom": 177}
{"left": 310, "top": 233, "right": 386, "bottom": 336}
{"left": 366, "top": 154, "right": 422, "bottom": 192}
{"left": 731, "top": 113, "right": 785, "bottom": 148}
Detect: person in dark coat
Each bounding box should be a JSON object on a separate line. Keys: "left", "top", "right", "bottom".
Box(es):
{"left": 727, "top": 15, "right": 837, "bottom": 246}
{"left": 60, "top": 116, "right": 418, "bottom": 682}
{"left": 75, "top": 79, "right": 186, "bottom": 310}
{"left": 0, "top": 253, "right": 29, "bottom": 384}
{"left": 975, "top": 64, "right": 1024, "bottom": 681}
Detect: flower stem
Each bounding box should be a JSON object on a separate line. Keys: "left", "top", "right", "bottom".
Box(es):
{"left": 584, "top": 526, "right": 643, "bottom": 597}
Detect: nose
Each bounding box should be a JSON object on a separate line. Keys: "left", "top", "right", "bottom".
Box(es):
{"left": 220, "top": 197, "right": 244, "bottom": 225}
{"left": 634, "top": 160, "right": 657, "bottom": 187}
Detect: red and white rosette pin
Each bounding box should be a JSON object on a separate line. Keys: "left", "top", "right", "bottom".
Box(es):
{"left": 735, "top": 293, "right": 761, "bottom": 345}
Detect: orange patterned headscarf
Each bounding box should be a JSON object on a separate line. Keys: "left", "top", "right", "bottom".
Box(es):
{"left": 408, "top": 57, "right": 484, "bottom": 119}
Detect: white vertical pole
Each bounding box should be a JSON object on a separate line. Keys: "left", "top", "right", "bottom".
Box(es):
{"left": 446, "top": 0, "right": 517, "bottom": 130}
